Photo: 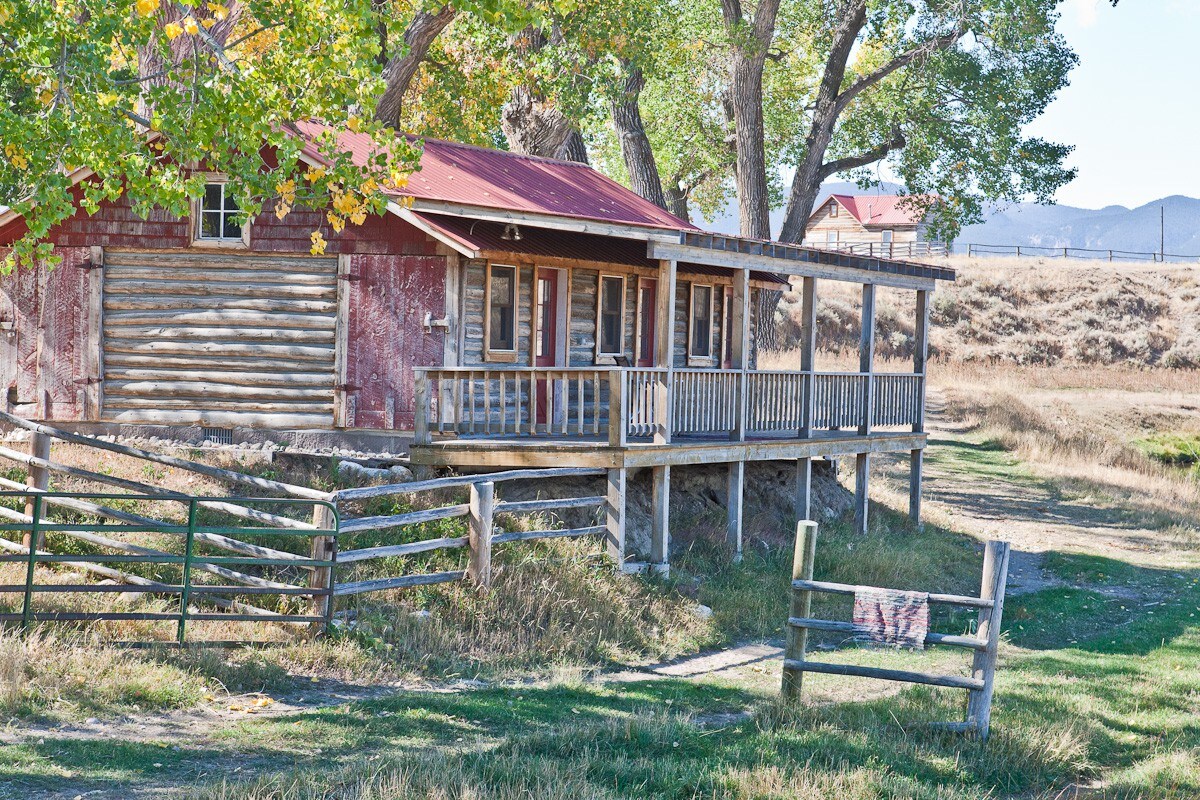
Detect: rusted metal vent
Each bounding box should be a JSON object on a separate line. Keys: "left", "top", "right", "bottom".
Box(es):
{"left": 202, "top": 426, "right": 234, "bottom": 446}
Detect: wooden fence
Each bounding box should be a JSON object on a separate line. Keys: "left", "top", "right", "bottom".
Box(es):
{"left": 415, "top": 368, "right": 925, "bottom": 444}
{"left": 0, "top": 412, "right": 617, "bottom": 640}
{"left": 782, "top": 521, "right": 1010, "bottom": 739}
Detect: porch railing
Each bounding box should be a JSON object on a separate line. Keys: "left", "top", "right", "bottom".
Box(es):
{"left": 414, "top": 367, "right": 924, "bottom": 445}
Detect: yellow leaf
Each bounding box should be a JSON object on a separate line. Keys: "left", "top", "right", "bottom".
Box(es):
{"left": 207, "top": 2, "right": 229, "bottom": 21}
{"left": 310, "top": 231, "right": 327, "bottom": 256}
{"left": 183, "top": 17, "right": 199, "bottom": 35}
{"left": 0, "top": 3, "right": 12, "bottom": 26}
{"left": 136, "top": 0, "right": 160, "bottom": 18}
{"left": 202, "top": 18, "right": 216, "bottom": 28}
{"left": 347, "top": 116, "right": 362, "bottom": 133}
{"left": 163, "top": 21, "right": 183, "bottom": 39}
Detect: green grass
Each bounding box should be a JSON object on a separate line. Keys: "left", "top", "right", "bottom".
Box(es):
{"left": 1136, "top": 433, "right": 1200, "bottom": 475}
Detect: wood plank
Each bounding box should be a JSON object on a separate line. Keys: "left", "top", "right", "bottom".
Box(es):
{"left": 332, "top": 467, "right": 606, "bottom": 502}
{"left": 338, "top": 504, "right": 471, "bottom": 534}
{"left": 337, "top": 536, "right": 469, "bottom": 563}
{"left": 490, "top": 525, "right": 606, "bottom": 544}
{"left": 785, "top": 617, "right": 987, "bottom": 651}
{"left": 494, "top": 496, "right": 606, "bottom": 514}
{"left": 782, "top": 659, "right": 984, "bottom": 691}
{"left": 332, "top": 570, "right": 465, "bottom": 596}
{"left": 790, "top": 578, "right": 992, "bottom": 609}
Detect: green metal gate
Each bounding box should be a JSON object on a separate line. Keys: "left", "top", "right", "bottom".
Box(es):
{"left": 0, "top": 492, "right": 337, "bottom": 643}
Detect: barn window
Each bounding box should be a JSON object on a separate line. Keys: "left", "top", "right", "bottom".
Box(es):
{"left": 197, "top": 182, "right": 244, "bottom": 242}
{"left": 829, "top": 201, "right": 838, "bottom": 217}
{"left": 689, "top": 284, "right": 713, "bottom": 360}
{"left": 881, "top": 229, "right": 894, "bottom": 243}
{"left": 597, "top": 275, "right": 625, "bottom": 357}
{"left": 485, "top": 263, "right": 518, "bottom": 360}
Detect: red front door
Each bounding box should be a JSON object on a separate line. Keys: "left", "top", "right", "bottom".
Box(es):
{"left": 637, "top": 279, "right": 657, "bottom": 367}
{"left": 535, "top": 270, "right": 560, "bottom": 425}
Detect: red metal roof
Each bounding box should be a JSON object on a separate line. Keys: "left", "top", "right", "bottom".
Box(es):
{"left": 291, "top": 122, "right": 696, "bottom": 232}
{"left": 823, "top": 194, "right": 933, "bottom": 227}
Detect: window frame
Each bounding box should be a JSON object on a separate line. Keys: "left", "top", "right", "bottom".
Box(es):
{"left": 192, "top": 177, "right": 250, "bottom": 248}
{"left": 829, "top": 201, "right": 838, "bottom": 218}
{"left": 881, "top": 229, "right": 894, "bottom": 244}
{"left": 595, "top": 273, "right": 627, "bottom": 360}
{"left": 687, "top": 283, "right": 715, "bottom": 364}
{"left": 484, "top": 262, "right": 520, "bottom": 363}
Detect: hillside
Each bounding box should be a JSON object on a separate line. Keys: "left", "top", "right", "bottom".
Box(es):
{"left": 774, "top": 258, "right": 1200, "bottom": 368}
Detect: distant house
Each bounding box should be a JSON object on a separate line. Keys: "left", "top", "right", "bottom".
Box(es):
{"left": 803, "top": 194, "right": 943, "bottom": 257}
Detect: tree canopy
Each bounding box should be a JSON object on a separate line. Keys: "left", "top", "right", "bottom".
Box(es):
{"left": 0, "top": 0, "right": 1086, "bottom": 272}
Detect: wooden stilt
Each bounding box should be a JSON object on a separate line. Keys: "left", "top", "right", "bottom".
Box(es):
{"left": 726, "top": 461, "right": 744, "bottom": 559}
{"left": 606, "top": 468, "right": 626, "bottom": 566}
{"left": 854, "top": 452, "right": 870, "bottom": 535}
{"left": 908, "top": 449, "right": 923, "bottom": 526}
{"left": 468, "top": 481, "right": 494, "bottom": 588}
{"left": 651, "top": 465, "right": 670, "bottom": 571}
{"left": 795, "top": 457, "right": 812, "bottom": 523}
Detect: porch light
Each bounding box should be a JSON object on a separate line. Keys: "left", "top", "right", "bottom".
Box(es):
{"left": 501, "top": 223, "right": 523, "bottom": 241}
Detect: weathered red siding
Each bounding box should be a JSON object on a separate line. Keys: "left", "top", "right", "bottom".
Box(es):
{"left": 0, "top": 247, "right": 96, "bottom": 421}
{"left": 345, "top": 253, "right": 446, "bottom": 430}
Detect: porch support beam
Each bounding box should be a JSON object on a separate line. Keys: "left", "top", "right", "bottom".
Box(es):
{"left": 651, "top": 465, "right": 671, "bottom": 572}
{"left": 910, "top": 288, "right": 931, "bottom": 526}
{"left": 731, "top": 267, "right": 751, "bottom": 442}
{"left": 855, "top": 283, "right": 877, "bottom": 535}
{"left": 654, "top": 259, "right": 677, "bottom": 445}
{"left": 726, "top": 461, "right": 744, "bottom": 559}
{"left": 795, "top": 457, "right": 812, "bottom": 523}
{"left": 799, "top": 277, "right": 817, "bottom": 438}
{"left": 606, "top": 467, "right": 627, "bottom": 567}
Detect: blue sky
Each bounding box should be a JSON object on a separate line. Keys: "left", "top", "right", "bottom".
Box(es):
{"left": 1033, "top": 0, "right": 1200, "bottom": 209}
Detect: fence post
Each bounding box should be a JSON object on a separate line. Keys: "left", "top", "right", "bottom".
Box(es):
{"left": 967, "top": 540, "right": 1010, "bottom": 740}
{"left": 414, "top": 375, "right": 431, "bottom": 445}
{"left": 782, "top": 520, "right": 818, "bottom": 701}
{"left": 23, "top": 431, "right": 51, "bottom": 550}
{"left": 468, "top": 481, "right": 494, "bottom": 588}
{"left": 177, "top": 500, "right": 198, "bottom": 646}
{"left": 308, "top": 503, "right": 337, "bottom": 635}
{"left": 21, "top": 494, "right": 42, "bottom": 629}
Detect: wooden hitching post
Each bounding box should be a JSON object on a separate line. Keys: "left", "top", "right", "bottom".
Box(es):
{"left": 967, "top": 539, "right": 1010, "bottom": 739}
{"left": 23, "top": 431, "right": 51, "bottom": 550}
{"left": 468, "top": 480, "right": 494, "bottom": 588}
{"left": 308, "top": 502, "right": 337, "bottom": 634}
{"left": 782, "top": 520, "right": 818, "bottom": 701}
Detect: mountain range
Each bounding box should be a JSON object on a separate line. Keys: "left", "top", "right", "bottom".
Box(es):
{"left": 700, "top": 181, "right": 1200, "bottom": 257}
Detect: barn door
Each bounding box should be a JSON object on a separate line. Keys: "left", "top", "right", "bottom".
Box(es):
{"left": 100, "top": 250, "right": 339, "bottom": 428}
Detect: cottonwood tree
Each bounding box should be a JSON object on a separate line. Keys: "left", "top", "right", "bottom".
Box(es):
{"left": 597, "top": 0, "right": 1076, "bottom": 346}
{"left": 0, "top": 0, "right": 416, "bottom": 268}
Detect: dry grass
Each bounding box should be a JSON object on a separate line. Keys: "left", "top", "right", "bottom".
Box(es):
{"left": 772, "top": 257, "right": 1200, "bottom": 368}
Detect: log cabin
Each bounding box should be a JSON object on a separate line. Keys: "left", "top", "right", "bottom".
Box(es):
{"left": 803, "top": 194, "right": 946, "bottom": 258}
{"left": 0, "top": 123, "right": 955, "bottom": 571}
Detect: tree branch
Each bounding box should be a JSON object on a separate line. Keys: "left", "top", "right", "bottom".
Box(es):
{"left": 833, "top": 25, "right": 967, "bottom": 115}
{"left": 818, "top": 127, "right": 906, "bottom": 180}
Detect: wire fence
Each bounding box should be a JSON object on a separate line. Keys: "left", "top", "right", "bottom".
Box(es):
{"left": 955, "top": 242, "right": 1200, "bottom": 263}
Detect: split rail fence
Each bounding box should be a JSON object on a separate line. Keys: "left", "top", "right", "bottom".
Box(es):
{"left": 0, "top": 411, "right": 615, "bottom": 642}
{"left": 781, "top": 521, "right": 1010, "bottom": 739}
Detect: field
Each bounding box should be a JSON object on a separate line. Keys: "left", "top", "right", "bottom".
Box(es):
{"left": 1, "top": 258, "right": 1199, "bottom": 798}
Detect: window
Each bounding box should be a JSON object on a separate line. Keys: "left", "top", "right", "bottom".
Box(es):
{"left": 826, "top": 231, "right": 838, "bottom": 245}
{"left": 689, "top": 284, "right": 713, "bottom": 360}
{"left": 486, "top": 264, "right": 518, "bottom": 358}
{"left": 881, "top": 230, "right": 894, "bottom": 243}
{"left": 829, "top": 201, "right": 838, "bottom": 217}
{"left": 597, "top": 275, "right": 625, "bottom": 357}
{"left": 723, "top": 287, "right": 734, "bottom": 366}
{"left": 197, "top": 182, "right": 244, "bottom": 242}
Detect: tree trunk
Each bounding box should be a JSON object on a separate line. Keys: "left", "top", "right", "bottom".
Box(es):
{"left": 729, "top": 51, "right": 771, "bottom": 241}
{"left": 610, "top": 63, "right": 668, "bottom": 210}
{"left": 374, "top": 5, "right": 457, "bottom": 128}
{"left": 501, "top": 85, "right": 588, "bottom": 162}
{"left": 664, "top": 184, "right": 690, "bottom": 221}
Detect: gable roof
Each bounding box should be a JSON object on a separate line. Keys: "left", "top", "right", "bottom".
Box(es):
{"left": 816, "top": 194, "right": 933, "bottom": 227}
{"left": 291, "top": 122, "right": 696, "bottom": 233}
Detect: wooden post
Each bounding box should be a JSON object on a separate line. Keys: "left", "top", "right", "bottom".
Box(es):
{"left": 799, "top": 277, "right": 816, "bottom": 438}
{"left": 854, "top": 453, "right": 870, "bottom": 535}
{"left": 795, "top": 457, "right": 812, "bottom": 523}
{"left": 605, "top": 467, "right": 626, "bottom": 567}
{"left": 730, "top": 267, "right": 750, "bottom": 441}
{"left": 607, "top": 371, "right": 628, "bottom": 447}
{"left": 654, "top": 259, "right": 677, "bottom": 445}
{"left": 726, "top": 461, "right": 744, "bottom": 559}
{"left": 86, "top": 246, "right": 104, "bottom": 421}
{"left": 911, "top": 288, "right": 930, "bottom": 526}
{"left": 782, "top": 520, "right": 818, "bottom": 700}
{"left": 22, "top": 432, "right": 51, "bottom": 550}
{"left": 308, "top": 503, "right": 337, "bottom": 634}
{"left": 855, "top": 283, "right": 876, "bottom": 536}
{"left": 468, "top": 481, "right": 494, "bottom": 588}
{"left": 967, "top": 540, "right": 1011, "bottom": 740}
{"left": 414, "top": 375, "right": 431, "bottom": 445}
{"left": 650, "top": 465, "right": 670, "bottom": 572}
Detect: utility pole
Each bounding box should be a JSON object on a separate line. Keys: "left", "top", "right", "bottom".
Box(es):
{"left": 1160, "top": 205, "right": 1165, "bottom": 262}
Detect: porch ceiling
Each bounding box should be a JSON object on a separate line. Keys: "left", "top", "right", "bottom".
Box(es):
{"left": 409, "top": 211, "right": 792, "bottom": 287}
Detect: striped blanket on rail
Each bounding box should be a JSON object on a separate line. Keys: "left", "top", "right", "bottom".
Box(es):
{"left": 852, "top": 588, "right": 930, "bottom": 649}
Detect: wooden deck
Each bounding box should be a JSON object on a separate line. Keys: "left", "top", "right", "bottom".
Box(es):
{"left": 410, "top": 429, "right": 926, "bottom": 469}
